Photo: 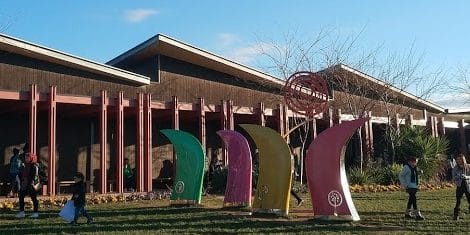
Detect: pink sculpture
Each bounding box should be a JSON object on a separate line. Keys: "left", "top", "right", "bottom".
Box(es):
{"left": 305, "top": 118, "right": 368, "bottom": 221}
{"left": 217, "top": 130, "right": 252, "bottom": 207}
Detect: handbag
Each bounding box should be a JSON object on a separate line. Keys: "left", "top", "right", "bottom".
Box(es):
{"left": 59, "top": 200, "right": 76, "bottom": 223}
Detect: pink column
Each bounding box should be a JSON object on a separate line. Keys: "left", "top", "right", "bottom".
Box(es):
{"left": 48, "top": 86, "right": 57, "bottom": 196}
{"left": 171, "top": 96, "right": 179, "bottom": 176}
{"left": 99, "top": 90, "right": 108, "bottom": 194}
{"left": 29, "top": 84, "right": 37, "bottom": 155}
{"left": 144, "top": 94, "right": 152, "bottom": 192}
{"left": 115, "top": 92, "right": 124, "bottom": 193}
{"left": 220, "top": 100, "right": 227, "bottom": 164}
{"left": 198, "top": 98, "right": 206, "bottom": 150}
{"left": 136, "top": 93, "right": 144, "bottom": 192}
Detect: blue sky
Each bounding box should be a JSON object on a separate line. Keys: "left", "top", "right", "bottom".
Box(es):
{"left": 1, "top": 1, "right": 469, "bottom": 108}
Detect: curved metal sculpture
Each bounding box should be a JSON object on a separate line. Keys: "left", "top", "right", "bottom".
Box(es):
{"left": 305, "top": 118, "right": 368, "bottom": 221}
{"left": 217, "top": 130, "right": 252, "bottom": 207}
{"left": 239, "top": 124, "right": 292, "bottom": 216}
{"left": 160, "top": 129, "right": 205, "bottom": 204}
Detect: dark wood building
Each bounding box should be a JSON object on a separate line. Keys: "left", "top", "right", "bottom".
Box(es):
{"left": 0, "top": 33, "right": 468, "bottom": 196}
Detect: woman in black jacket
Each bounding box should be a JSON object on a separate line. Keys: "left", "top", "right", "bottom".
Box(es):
{"left": 71, "top": 172, "right": 93, "bottom": 225}
{"left": 15, "top": 153, "right": 40, "bottom": 218}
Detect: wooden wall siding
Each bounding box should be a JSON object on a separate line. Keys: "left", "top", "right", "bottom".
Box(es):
{"left": 0, "top": 51, "right": 146, "bottom": 98}
{"left": 148, "top": 71, "right": 283, "bottom": 109}
{"left": 158, "top": 55, "right": 280, "bottom": 93}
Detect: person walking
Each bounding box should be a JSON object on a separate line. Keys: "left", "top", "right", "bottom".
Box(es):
{"left": 399, "top": 156, "right": 425, "bottom": 220}
{"left": 70, "top": 172, "right": 93, "bottom": 225}
{"left": 452, "top": 153, "right": 470, "bottom": 220}
{"left": 15, "top": 153, "right": 40, "bottom": 218}
{"left": 8, "top": 148, "right": 22, "bottom": 198}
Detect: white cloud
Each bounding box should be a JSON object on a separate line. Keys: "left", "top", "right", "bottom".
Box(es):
{"left": 217, "top": 33, "right": 239, "bottom": 47}
{"left": 225, "top": 42, "right": 273, "bottom": 65}
{"left": 124, "top": 9, "right": 158, "bottom": 23}
{"left": 430, "top": 93, "right": 470, "bottom": 109}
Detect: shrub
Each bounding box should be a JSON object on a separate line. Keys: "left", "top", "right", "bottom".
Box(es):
{"left": 347, "top": 167, "right": 372, "bottom": 185}
{"left": 372, "top": 163, "right": 402, "bottom": 185}
{"left": 393, "top": 126, "right": 449, "bottom": 181}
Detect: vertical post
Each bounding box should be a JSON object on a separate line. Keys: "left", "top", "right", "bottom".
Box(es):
{"left": 48, "top": 86, "right": 56, "bottom": 196}
{"left": 198, "top": 98, "right": 206, "bottom": 150}
{"left": 258, "top": 102, "right": 265, "bottom": 127}
{"left": 276, "top": 104, "right": 285, "bottom": 136}
{"left": 392, "top": 113, "right": 400, "bottom": 133}
{"left": 310, "top": 118, "right": 317, "bottom": 140}
{"left": 433, "top": 116, "right": 439, "bottom": 137}
{"left": 227, "top": 100, "right": 234, "bottom": 130}
{"left": 220, "top": 100, "right": 227, "bottom": 165}
{"left": 427, "top": 116, "right": 436, "bottom": 137}
{"left": 171, "top": 96, "right": 179, "bottom": 178}
{"left": 324, "top": 108, "right": 333, "bottom": 128}
{"left": 361, "top": 111, "right": 374, "bottom": 160}
{"left": 99, "top": 90, "right": 108, "bottom": 194}
{"left": 406, "top": 114, "right": 414, "bottom": 126}
{"left": 438, "top": 117, "right": 445, "bottom": 136}
{"left": 283, "top": 105, "right": 289, "bottom": 143}
{"left": 334, "top": 109, "right": 342, "bottom": 125}
{"left": 459, "top": 119, "right": 467, "bottom": 154}
{"left": 29, "top": 84, "right": 37, "bottom": 155}
{"left": 136, "top": 93, "right": 144, "bottom": 192}
{"left": 115, "top": 92, "right": 124, "bottom": 193}
{"left": 144, "top": 94, "right": 152, "bottom": 192}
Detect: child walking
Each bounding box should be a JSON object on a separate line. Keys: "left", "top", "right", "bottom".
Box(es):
{"left": 399, "top": 156, "right": 425, "bottom": 220}
{"left": 452, "top": 153, "right": 470, "bottom": 220}
{"left": 70, "top": 172, "right": 93, "bottom": 225}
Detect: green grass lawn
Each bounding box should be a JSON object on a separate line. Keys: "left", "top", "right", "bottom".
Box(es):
{"left": 1, "top": 188, "right": 469, "bottom": 234}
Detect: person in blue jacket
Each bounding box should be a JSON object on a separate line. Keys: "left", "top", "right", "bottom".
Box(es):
{"left": 70, "top": 172, "right": 93, "bottom": 225}
{"left": 399, "top": 156, "right": 424, "bottom": 220}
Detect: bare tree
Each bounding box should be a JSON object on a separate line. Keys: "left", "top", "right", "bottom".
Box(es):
{"left": 254, "top": 28, "right": 446, "bottom": 176}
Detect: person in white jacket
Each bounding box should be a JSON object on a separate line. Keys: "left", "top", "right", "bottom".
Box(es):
{"left": 452, "top": 153, "right": 470, "bottom": 220}
{"left": 399, "top": 156, "right": 425, "bottom": 220}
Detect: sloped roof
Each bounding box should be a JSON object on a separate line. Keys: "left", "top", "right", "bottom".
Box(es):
{"left": 323, "top": 64, "right": 445, "bottom": 113}
{"left": 0, "top": 34, "right": 150, "bottom": 85}
{"left": 107, "top": 34, "right": 285, "bottom": 87}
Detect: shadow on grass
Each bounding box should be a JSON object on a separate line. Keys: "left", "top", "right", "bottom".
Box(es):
{"left": 0, "top": 206, "right": 408, "bottom": 234}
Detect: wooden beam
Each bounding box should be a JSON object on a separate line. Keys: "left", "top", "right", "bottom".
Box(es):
{"left": 144, "top": 93, "right": 153, "bottom": 192}
{"left": 115, "top": 92, "right": 124, "bottom": 193}
{"left": 171, "top": 96, "right": 179, "bottom": 179}
{"left": 29, "top": 84, "right": 37, "bottom": 155}
{"left": 99, "top": 90, "right": 108, "bottom": 194}
{"left": 198, "top": 98, "right": 206, "bottom": 150}
{"left": 136, "top": 93, "right": 144, "bottom": 192}
{"left": 48, "top": 86, "right": 57, "bottom": 196}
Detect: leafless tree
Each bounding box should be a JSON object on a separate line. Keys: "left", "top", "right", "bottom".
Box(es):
{"left": 254, "top": 28, "right": 446, "bottom": 176}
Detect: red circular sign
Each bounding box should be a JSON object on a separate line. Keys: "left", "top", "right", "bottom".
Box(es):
{"left": 282, "top": 72, "right": 329, "bottom": 116}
